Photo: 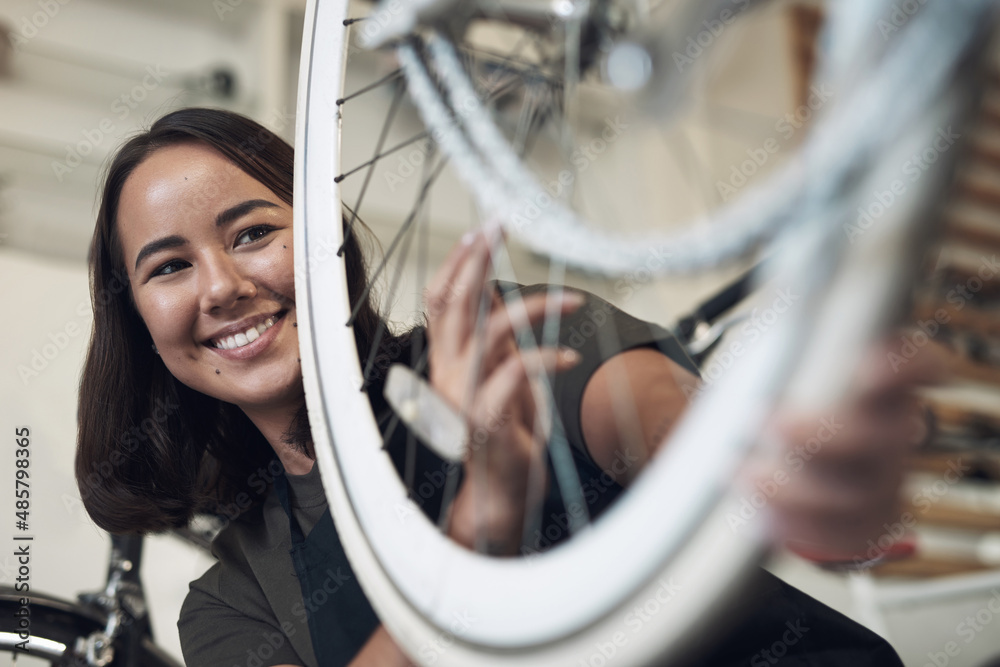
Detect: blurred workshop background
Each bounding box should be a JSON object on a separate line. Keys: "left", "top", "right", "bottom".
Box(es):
{"left": 2, "top": 0, "right": 1000, "bottom": 665}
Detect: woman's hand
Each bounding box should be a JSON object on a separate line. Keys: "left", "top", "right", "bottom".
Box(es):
{"left": 580, "top": 328, "right": 948, "bottom": 563}
{"left": 424, "top": 229, "right": 582, "bottom": 555}
{"left": 745, "top": 338, "right": 949, "bottom": 559}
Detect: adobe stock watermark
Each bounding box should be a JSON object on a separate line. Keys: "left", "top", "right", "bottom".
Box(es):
{"left": 234, "top": 564, "right": 356, "bottom": 666}
{"left": 611, "top": 246, "right": 673, "bottom": 303}
{"left": 352, "top": 0, "right": 409, "bottom": 47}
{"left": 292, "top": 231, "right": 341, "bottom": 284}
{"left": 577, "top": 578, "right": 682, "bottom": 667}
{"left": 750, "top": 620, "right": 810, "bottom": 666}
{"left": 383, "top": 64, "right": 516, "bottom": 193}
{"left": 842, "top": 125, "right": 961, "bottom": 244}
{"left": 715, "top": 85, "right": 835, "bottom": 202}
{"left": 243, "top": 107, "right": 297, "bottom": 155}
{"left": 214, "top": 0, "right": 246, "bottom": 21}
{"left": 851, "top": 458, "right": 969, "bottom": 571}
{"left": 671, "top": 0, "right": 752, "bottom": 72}
{"left": 290, "top": 566, "right": 354, "bottom": 624}
{"left": 683, "top": 287, "right": 800, "bottom": 401}
{"left": 17, "top": 267, "right": 131, "bottom": 385}
{"left": 416, "top": 609, "right": 477, "bottom": 665}
{"left": 919, "top": 588, "right": 1000, "bottom": 667}
{"left": 63, "top": 391, "right": 286, "bottom": 527}
{"left": 75, "top": 397, "right": 181, "bottom": 484}
{"left": 562, "top": 298, "right": 624, "bottom": 350}
{"left": 64, "top": 394, "right": 186, "bottom": 525}
{"left": 240, "top": 622, "right": 300, "bottom": 667}
{"left": 887, "top": 254, "right": 999, "bottom": 373}
{"left": 508, "top": 116, "right": 629, "bottom": 233}
{"left": 51, "top": 64, "right": 171, "bottom": 182}
{"left": 8, "top": 0, "right": 72, "bottom": 51}
{"left": 67, "top": 454, "right": 287, "bottom": 529}
{"left": 163, "top": 107, "right": 293, "bottom": 225}
{"left": 878, "top": 0, "right": 928, "bottom": 40}
{"left": 393, "top": 408, "right": 511, "bottom": 524}
{"left": 520, "top": 448, "right": 640, "bottom": 557}
{"left": 727, "top": 414, "right": 844, "bottom": 532}
{"left": 16, "top": 319, "right": 86, "bottom": 385}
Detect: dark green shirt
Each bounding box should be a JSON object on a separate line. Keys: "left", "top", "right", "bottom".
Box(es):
{"left": 178, "top": 285, "right": 685, "bottom": 667}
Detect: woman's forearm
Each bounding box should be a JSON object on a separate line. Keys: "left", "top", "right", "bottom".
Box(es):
{"left": 580, "top": 348, "right": 697, "bottom": 486}
{"left": 349, "top": 625, "right": 416, "bottom": 666}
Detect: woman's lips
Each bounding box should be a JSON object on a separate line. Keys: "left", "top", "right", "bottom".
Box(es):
{"left": 211, "top": 314, "right": 281, "bottom": 350}
{"left": 207, "top": 311, "right": 288, "bottom": 361}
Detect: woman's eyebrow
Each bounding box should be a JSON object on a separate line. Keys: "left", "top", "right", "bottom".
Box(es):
{"left": 215, "top": 199, "right": 280, "bottom": 228}
{"left": 135, "top": 235, "right": 186, "bottom": 272}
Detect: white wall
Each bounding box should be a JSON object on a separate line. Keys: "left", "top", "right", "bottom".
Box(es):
{"left": 0, "top": 0, "right": 301, "bottom": 660}
{"left": 0, "top": 247, "right": 217, "bottom": 661}
{"left": 0, "top": 0, "right": 303, "bottom": 260}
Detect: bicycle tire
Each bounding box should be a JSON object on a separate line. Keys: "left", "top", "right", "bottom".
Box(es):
{"left": 294, "top": 0, "right": 998, "bottom": 664}
{"left": 0, "top": 587, "right": 181, "bottom": 667}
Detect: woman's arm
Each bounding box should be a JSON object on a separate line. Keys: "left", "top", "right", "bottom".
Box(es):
{"left": 579, "top": 330, "right": 946, "bottom": 557}
{"left": 348, "top": 626, "right": 416, "bottom": 666}
{"left": 580, "top": 347, "right": 698, "bottom": 486}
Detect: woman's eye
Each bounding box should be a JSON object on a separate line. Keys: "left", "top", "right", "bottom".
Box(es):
{"left": 151, "top": 260, "right": 189, "bottom": 278}
{"left": 235, "top": 225, "right": 275, "bottom": 246}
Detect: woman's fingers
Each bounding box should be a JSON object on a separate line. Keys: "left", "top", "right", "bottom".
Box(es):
{"left": 753, "top": 335, "right": 950, "bottom": 557}
{"left": 450, "top": 232, "right": 500, "bottom": 341}
{"left": 853, "top": 337, "right": 950, "bottom": 397}
{"left": 471, "top": 346, "right": 580, "bottom": 425}
{"left": 480, "top": 291, "right": 585, "bottom": 372}
{"left": 426, "top": 229, "right": 499, "bottom": 335}
{"left": 424, "top": 231, "right": 478, "bottom": 314}
{"left": 767, "top": 472, "right": 904, "bottom": 557}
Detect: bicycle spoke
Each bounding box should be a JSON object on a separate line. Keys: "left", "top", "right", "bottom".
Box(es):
{"left": 405, "top": 153, "right": 436, "bottom": 507}
{"left": 335, "top": 131, "right": 431, "bottom": 184}
{"left": 512, "top": 81, "right": 544, "bottom": 156}
{"left": 336, "top": 67, "right": 403, "bottom": 106}
{"left": 347, "top": 158, "right": 448, "bottom": 327}
{"left": 462, "top": 240, "right": 509, "bottom": 553}
{"left": 358, "top": 157, "right": 446, "bottom": 382}
{"left": 702, "top": 100, "right": 788, "bottom": 139}
{"left": 537, "top": 259, "right": 589, "bottom": 534}
{"left": 340, "top": 81, "right": 408, "bottom": 254}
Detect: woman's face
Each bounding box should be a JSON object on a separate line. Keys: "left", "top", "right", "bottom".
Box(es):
{"left": 117, "top": 142, "right": 302, "bottom": 413}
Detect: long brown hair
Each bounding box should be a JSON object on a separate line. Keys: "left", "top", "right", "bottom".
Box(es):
{"left": 77, "top": 108, "right": 386, "bottom": 534}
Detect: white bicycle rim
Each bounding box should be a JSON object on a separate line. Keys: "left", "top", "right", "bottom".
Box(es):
{"left": 293, "top": 0, "right": 996, "bottom": 664}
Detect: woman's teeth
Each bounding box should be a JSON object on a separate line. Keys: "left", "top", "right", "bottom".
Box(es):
{"left": 214, "top": 316, "right": 277, "bottom": 350}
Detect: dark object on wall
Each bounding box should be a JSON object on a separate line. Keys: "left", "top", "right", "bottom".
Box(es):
{"left": 788, "top": 3, "right": 824, "bottom": 108}
{"left": 0, "top": 21, "right": 13, "bottom": 79}
{"left": 209, "top": 67, "right": 237, "bottom": 99}
{"left": 186, "top": 66, "right": 238, "bottom": 99}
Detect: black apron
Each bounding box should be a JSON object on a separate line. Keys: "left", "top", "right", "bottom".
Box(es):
{"left": 274, "top": 473, "right": 380, "bottom": 666}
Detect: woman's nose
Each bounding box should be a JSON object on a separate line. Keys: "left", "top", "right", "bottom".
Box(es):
{"left": 199, "top": 254, "right": 257, "bottom": 313}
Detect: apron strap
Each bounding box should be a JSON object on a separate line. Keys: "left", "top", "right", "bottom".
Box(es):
{"left": 273, "top": 471, "right": 380, "bottom": 665}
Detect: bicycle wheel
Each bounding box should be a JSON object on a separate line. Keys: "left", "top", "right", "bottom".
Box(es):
{"left": 0, "top": 587, "right": 180, "bottom": 667}
{"left": 294, "top": 0, "right": 998, "bottom": 664}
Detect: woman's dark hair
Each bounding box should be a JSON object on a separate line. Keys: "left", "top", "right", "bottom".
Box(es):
{"left": 76, "top": 108, "right": 388, "bottom": 534}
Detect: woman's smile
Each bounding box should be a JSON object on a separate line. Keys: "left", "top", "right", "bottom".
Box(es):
{"left": 206, "top": 309, "right": 287, "bottom": 358}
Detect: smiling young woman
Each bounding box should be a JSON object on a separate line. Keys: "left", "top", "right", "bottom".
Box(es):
{"left": 75, "top": 109, "right": 411, "bottom": 550}
{"left": 75, "top": 108, "right": 594, "bottom": 665}
{"left": 76, "top": 108, "right": 917, "bottom": 667}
